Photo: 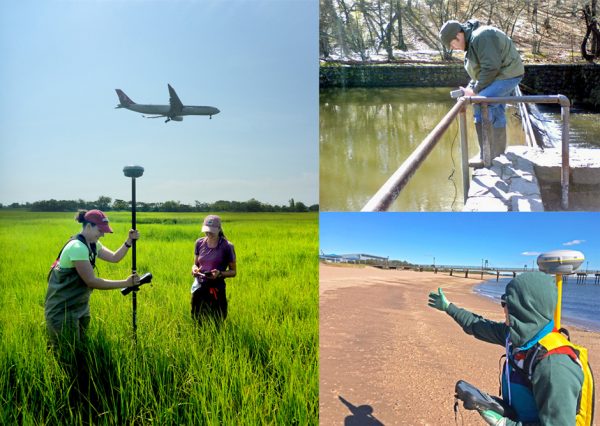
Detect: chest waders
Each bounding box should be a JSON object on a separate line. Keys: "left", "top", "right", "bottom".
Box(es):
{"left": 45, "top": 234, "right": 97, "bottom": 345}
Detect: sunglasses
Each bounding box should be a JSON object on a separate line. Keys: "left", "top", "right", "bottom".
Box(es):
{"left": 501, "top": 301, "right": 507, "bottom": 308}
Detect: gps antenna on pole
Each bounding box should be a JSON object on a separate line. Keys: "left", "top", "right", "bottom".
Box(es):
{"left": 537, "top": 250, "right": 584, "bottom": 329}
{"left": 123, "top": 165, "right": 145, "bottom": 342}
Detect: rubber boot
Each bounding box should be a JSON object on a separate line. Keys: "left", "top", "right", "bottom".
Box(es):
{"left": 491, "top": 126, "right": 507, "bottom": 160}
{"left": 468, "top": 122, "right": 485, "bottom": 168}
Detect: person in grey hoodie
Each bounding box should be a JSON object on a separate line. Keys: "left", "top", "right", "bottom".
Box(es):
{"left": 428, "top": 272, "right": 585, "bottom": 425}
{"left": 439, "top": 20, "right": 524, "bottom": 163}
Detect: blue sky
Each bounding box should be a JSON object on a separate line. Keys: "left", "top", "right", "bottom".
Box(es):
{"left": 320, "top": 213, "right": 600, "bottom": 270}
{"left": 0, "top": 0, "right": 317, "bottom": 206}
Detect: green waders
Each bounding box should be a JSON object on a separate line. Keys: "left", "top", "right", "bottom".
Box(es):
{"left": 45, "top": 266, "right": 93, "bottom": 347}
{"left": 470, "top": 122, "right": 507, "bottom": 167}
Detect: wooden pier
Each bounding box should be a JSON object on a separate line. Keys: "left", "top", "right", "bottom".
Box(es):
{"left": 421, "top": 265, "right": 600, "bottom": 284}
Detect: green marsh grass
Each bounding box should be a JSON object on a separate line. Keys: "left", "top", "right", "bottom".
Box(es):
{"left": 0, "top": 211, "right": 318, "bottom": 425}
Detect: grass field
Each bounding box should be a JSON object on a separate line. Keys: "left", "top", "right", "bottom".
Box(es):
{"left": 0, "top": 210, "right": 318, "bottom": 425}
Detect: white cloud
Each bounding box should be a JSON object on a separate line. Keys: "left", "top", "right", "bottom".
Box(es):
{"left": 522, "top": 251, "right": 541, "bottom": 256}
{"left": 563, "top": 240, "right": 585, "bottom": 246}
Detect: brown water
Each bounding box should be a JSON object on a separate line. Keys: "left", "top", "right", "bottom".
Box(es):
{"left": 320, "top": 87, "right": 524, "bottom": 211}
{"left": 535, "top": 105, "right": 600, "bottom": 149}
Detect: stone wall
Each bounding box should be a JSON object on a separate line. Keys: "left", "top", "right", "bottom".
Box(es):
{"left": 320, "top": 63, "right": 600, "bottom": 109}
{"left": 521, "top": 64, "right": 600, "bottom": 109}
{"left": 319, "top": 64, "right": 469, "bottom": 88}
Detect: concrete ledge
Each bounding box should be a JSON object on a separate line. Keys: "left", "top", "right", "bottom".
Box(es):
{"left": 464, "top": 146, "right": 600, "bottom": 211}
{"left": 464, "top": 147, "right": 544, "bottom": 212}
{"left": 522, "top": 147, "right": 600, "bottom": 185}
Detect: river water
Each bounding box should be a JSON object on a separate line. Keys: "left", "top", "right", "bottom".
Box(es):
{"left": 534, "top": 104, "right": 600, "bottom": 149}
{"left": 320, "top": 87, "right": 599, "bottom": 212}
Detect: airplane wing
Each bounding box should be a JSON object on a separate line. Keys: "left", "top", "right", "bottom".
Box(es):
{"left": 168, "top": 84, "right": 184, "bottom": 114}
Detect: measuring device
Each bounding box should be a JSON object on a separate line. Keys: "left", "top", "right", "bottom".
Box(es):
{"left": 537, "top": 250, "right": 584, "bottom": 329}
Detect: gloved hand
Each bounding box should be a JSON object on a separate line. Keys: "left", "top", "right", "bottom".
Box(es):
{"left": 427, "top": 288, "right": 449, "bottom": 312}
{"left": 478, "top": 409, "right": 507, "bottom": 426}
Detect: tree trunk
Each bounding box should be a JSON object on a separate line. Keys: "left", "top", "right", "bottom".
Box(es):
{"left": 396, "top": 3, "right": 408, "bottom": 51}
{"left": 593, "top": 0, "right": 599, "bottom": 56}
{"left": 533, "top": 0, "right": 539, "bottom": 33}
{"left": 581, "top": 2, "right": 600, "bottom": 62}
{"left": 487, "top": 2, "right": 495, "bottom": 25}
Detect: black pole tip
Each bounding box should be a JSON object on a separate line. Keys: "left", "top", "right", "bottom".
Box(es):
{"left": 123, "top": 165, "right": 144, "bottom": 178}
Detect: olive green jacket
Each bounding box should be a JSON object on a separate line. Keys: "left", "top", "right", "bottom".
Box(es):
{"left": 462, "top": 20, "right": 525, "bottom": 94}
{"left": 446, "top": 272, "right": 583, "bottom": 426}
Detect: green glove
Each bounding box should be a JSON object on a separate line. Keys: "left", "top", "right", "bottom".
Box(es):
{"left": 478, "top": 410, "right": 507, "bottom": 426}
{"left": 427, "top": 287, "right": 449, "bottom": 312}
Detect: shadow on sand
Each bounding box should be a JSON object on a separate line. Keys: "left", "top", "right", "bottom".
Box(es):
{"left": 338, "top": 395, "right": 385, "bottom": 425}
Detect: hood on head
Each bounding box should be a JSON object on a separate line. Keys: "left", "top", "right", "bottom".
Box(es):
{"left": 505, "top": 272, "right": 556, "bottom": 347}
{"left": 462, "top": 19, "right": 481, "bottom": 48}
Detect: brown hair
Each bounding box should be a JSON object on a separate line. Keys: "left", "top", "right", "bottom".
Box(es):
{"left": 75, "top": 210, "right": 96, "bottom": 229}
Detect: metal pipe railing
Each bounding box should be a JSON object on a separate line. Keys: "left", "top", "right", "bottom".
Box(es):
{"left": 464, "top": 95, "right": 570, "bottom": 210}
{"left": 458, "top": 108, "right": 469, "bottom": 204}
{"left": 362, "top": 94, "right": 571, "bottom": 211}
{"left": 361, "top": 98, "right": 468, "bottom": 212}
{"left": 514, "top": 86, "right": 537, "bottom": 148}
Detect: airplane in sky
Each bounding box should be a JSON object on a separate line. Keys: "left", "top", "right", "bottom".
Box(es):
{"left": 115, "top": 84, "right": 220, "bottom": 123}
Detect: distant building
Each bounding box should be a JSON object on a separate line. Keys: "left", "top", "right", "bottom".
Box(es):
{"left": 320, "top": 252, "right": 389, "bottom": 267}
{"left": 319, "top": 253, "right": 344, "bottom": 263}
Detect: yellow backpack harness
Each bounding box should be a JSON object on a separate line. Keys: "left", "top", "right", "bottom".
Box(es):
{"left": 534, "top": 331, "right": 595, "bottom": 426}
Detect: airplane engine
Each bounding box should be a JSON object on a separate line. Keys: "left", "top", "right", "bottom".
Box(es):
{"left": 171, "top": 116, "right": 183, "bottom": 121}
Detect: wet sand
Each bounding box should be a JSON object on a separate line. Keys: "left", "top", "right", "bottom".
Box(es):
{"left": 319, "top": 264, "right": 600, "bottom": 425}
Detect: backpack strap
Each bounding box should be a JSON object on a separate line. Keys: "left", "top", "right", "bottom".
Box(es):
{"left": 542, "top": 346, "right": 580, "bottom": 364}
{"left": 47, "top": 234, "right": 97, "bottom": 281}
{"left": 75, "top": 234, "right": 97, "bottom": 267}
{"left": 526, "top": 331, "right": 582, "bottom": 377}
{"left": 506, "top": 339, "right": 544, "bottom": 381}
{"left": 557, "top": 327, "right": 571, "bottom": 341}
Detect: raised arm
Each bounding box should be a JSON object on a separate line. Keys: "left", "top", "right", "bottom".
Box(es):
{"left": 97, "top": 229, "right": 139, "bottom": 263}
{"left": 428, "top": 288, "right": 507, "bottom": 346}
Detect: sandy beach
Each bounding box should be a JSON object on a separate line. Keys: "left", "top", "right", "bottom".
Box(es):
{"left": 320, "top": 263, "right": 600, "bottom": 425}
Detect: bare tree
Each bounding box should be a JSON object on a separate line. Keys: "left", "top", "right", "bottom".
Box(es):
{"left": 320, "top": 0, "right": 337, "bottom": 58}
{"left": 396, "top": 0, "right": 409, "bottom": 50}
{"left": 532, "top": 0, "right": 540, "bottom": 33}
{"left": 581, "top": 0, "right": 600, "bottom": 61}
{"left": 335, "top": 0, "right": 371, "bottom": 61}
{"left": 495, "top": 0, "right": 528, "bottom": 38}
{"left": 372, "top": 0, "right": 406, "bottom": 58}
{"left": 319, "top": 0, "right": 591, "bottom": 62}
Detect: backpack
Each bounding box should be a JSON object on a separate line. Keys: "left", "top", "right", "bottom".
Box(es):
{"left": 518, "top": 330, "right": 595, "bottom": 426}
{"left": 47, "top": 234, "right": 97, "bottom": 281}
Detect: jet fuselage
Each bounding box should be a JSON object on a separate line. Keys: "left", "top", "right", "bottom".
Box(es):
{"left": 115, "top": 85, "right": 220, "bottom": 122}
{"left": 125, "top": 104, "right": 220, "bottom": 117}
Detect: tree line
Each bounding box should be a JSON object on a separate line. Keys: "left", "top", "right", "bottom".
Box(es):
{"left": 320, "top": 0, "right": 599, "bottom": 62}
{"left": 1, "top": 196, "right": 319, "bottom": 213}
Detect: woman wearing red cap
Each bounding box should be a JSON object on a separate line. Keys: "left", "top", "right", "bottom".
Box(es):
{"left": 190, "top": 214, "right": 237, "bottom": 324}
{"left": 45, "top": 209, "right": 141, "bottom": 345}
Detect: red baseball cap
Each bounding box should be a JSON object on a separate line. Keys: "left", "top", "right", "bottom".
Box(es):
{"left": 84, "top": 209, "right": 113, "bottom": 233}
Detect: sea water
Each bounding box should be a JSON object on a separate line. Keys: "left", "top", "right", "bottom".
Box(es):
{"left": 475, "top": 277, "right": 600, "bottom": 332}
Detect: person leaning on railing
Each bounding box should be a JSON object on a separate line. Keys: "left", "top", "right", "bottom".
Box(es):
{"left": 439, "top": 19, "right": 524, "bottom": 164}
